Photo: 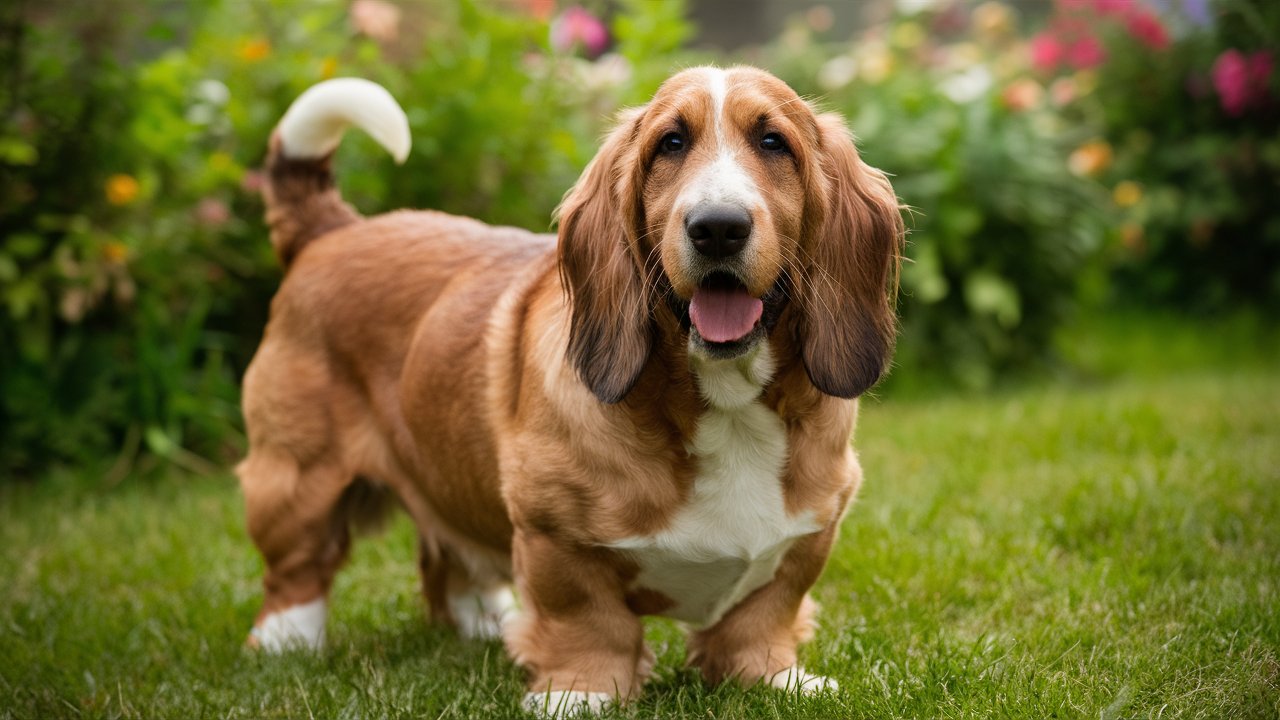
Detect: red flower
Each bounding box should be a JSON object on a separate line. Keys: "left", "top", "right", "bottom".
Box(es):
{"left": 1126, "top": 12, "right": 1169, "bottom": 50}
{"left": 1213, "top": 49, "right": 1274, "bottom": 116}
{"left": 1066, "top": 35, "right": 1107, "bottom": 69}
{"left": 1030, "top": 33, "right": 1065, "bottom": 71}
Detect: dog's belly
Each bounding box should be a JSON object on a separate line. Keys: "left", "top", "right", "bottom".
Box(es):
{"left": 616, "top": 535, "right": 805, "bottom": 626}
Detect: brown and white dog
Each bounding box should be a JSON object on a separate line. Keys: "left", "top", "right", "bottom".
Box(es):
{"left": 238, "top": 67, "right": 903, "bottom": 715}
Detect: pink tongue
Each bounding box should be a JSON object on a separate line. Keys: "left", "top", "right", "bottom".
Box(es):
{"left": 690, "top": 287, "right": 764, "bottom": 343}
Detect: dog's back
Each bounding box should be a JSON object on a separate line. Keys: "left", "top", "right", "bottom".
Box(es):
{"left": 240, "top": 81, "right": 549, "bottom": 649}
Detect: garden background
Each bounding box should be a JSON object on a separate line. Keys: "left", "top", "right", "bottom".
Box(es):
{"left": 1, "top": 0, "right": 1277, "bottom": 717}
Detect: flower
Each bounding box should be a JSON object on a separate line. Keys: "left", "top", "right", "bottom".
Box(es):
{"left": 1002, "top": 78, "right": 1044, "bottom": 111}
{"left": 102, "top": 240, "right": 128, "bottom": 264}
{"left": 320, "top": 56, "right": 338, "bottom": 79}
{"left": 1212, "top": 49, "right": 1273, "bottom": 116}
{"left": 1112, "top": 180, "right": 1143, "bottom": 207}
{"left": 1126, "top": 12, "right": 1169, "bottom": 50}
{"left": 972, "top": 2, "right": 1015, "bottom": 41}
{"left": 521, "top": 0, "right": 555, "bottom": 21}
{"left": 806, "top": 5, "right": 835, "bottom": 33}
{"left": 1050, "top": 76, "right": 1076, "bottom": 106}
{"left": 818, "top": 55, "right": 859, "bottom": 91}
{"left": 237, "top": 38, "right": 271, "bottom": 63}
{"left": 1029, "top": 32, "right": 1064, "bottom": 71}
{"left": 1092, "top": 0, "right": 1133, "bottom": 17}
{"left": 891, "top": 21, "right": 926, "bottom": 50}
{"left": 105, "top": 174, "right": 139, "bottom": 206}
{"left": 1119, "top": 223, "right": 1145, "bottom": 253}
{"left": 350, "top": 0, "right": 401, "bottom": 43}
{"left": 196, "top": 198, "right": 231, "bottom": 227}
{"left": 857, "top": 42, "right": 895, "bottom": 85}
{"left": 1065, "top": 35, "right": 1106, "bottom": 69}
{"left": 1068, "top": 140, "right": 1113, "bottom": 177}
{"left": 941, "top": 65, "right": 994, "bottom": 103}
{"left": 551, "top": 6, "right": 609, "bottom": 59}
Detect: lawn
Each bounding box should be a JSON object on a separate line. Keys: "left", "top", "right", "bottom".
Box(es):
{"left": 2, "top": 314, "right": 1277, "bottom": 719}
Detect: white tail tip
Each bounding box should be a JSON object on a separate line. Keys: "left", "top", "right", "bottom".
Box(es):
{"left": 277, "top": 77, "right": 411, "bottom": 164}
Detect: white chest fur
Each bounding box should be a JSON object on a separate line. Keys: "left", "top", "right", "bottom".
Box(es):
{"left": 607, "top": 345, "right": 821, "bottom": 627}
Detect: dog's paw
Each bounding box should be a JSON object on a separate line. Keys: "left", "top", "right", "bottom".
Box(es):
{"left": 247, "top": 598, "right": 327, "bottom": 652}
{"left": 767, "top": 665, "right": 838, "bottom": 695}
{"left": 522, "top": 690, "right": 613, "bottom": 717}
{"left": 449, "top": 586, "right": 517, "bottom": 641}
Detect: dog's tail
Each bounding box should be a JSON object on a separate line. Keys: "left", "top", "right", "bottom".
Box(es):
{"left": 264, "top": 78, "right": 411, "bottom": 267}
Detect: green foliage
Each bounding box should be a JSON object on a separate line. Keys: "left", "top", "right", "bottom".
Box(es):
{"left": 1051, "top": 0, "right": 1280, "bottom": 310}
{"left": 0, "top": 0, "right": 690, "bottom": 478}
{"left": 761, "top": 10, "right": 1109, "bottom": 388}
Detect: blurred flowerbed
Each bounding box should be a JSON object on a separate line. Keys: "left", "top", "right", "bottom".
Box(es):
{"left": 0, "top": 0, "right": 1275, "bottom": 478}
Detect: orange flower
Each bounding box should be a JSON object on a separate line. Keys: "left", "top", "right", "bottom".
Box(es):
{"left": 1068, "top": 140, "right": 1112, "bottom": 177}
{"left": 102, "top": 240, "right": 128, "bottom": 264}
{"left": 1001, "top": 78, "right": 1043, "bottom": 112}
{"left": 105, "top": 174, "right": 139, "bottom": 206}
{"left": 238, "top": 38, "right": 271, "bottom": 63}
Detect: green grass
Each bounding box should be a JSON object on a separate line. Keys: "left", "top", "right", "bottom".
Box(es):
{"left": 2, "top": 315, "right": 1278, "bottom": 719}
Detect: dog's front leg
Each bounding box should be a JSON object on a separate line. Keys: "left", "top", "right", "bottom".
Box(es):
{"left": 686, "top": 524, "right": 840, "bottom": 694}
{"left": 505, "top": 528, "right": 653, "bottom": 715}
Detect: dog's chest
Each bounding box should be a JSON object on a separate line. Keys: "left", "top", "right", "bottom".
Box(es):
{"left": 607, "top": 350, "right": 821, "bottom": 627}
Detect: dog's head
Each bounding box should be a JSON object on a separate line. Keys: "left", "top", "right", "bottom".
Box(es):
{"left": 558, "top": 66, "right": 904, "bottom": 403}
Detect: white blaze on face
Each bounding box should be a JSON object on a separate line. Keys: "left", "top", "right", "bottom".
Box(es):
{"left": 675, "top": 68, "right": 764, "bottom": 266}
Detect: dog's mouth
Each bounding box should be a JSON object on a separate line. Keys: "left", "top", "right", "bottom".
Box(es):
{"left": 689, "top": 272, "right": 762, "bottom": 345}
{"left": 665, "top": 271, "right": 790, "bottom": 358}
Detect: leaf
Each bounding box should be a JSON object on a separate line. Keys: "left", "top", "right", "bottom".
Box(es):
{"left": 964, "top": 271, "right": 1021, "bottom": 328}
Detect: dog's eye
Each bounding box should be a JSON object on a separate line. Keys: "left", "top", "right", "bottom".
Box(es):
{"left": 658, "top": 132, "right": 686, "bottom": 154}
{"left": 759, "top": 132, "right": 788, "bottom": 153}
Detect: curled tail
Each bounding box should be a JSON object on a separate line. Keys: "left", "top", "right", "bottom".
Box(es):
{"left": 264, "top": 78, "right": 411, "bottom": 267}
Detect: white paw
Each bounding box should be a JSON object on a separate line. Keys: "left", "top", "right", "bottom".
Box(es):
{"left": 249, "top": 598, "right": 327, "bottom": 652}
{"left": 449, "top": 586, "right": 516, "bottom": 641}
{"left": 767, "top": 665, "right": 838, "bottom": 695}
{"left": 522, "top": 690, "right": 613, "bottom": 717}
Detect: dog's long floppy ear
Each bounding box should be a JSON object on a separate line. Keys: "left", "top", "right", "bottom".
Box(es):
{"left": 798, "top": 113, "right": 905, "bottom": 399}
{"left": 556, "top": 109, "right": 652, "bottom": 404}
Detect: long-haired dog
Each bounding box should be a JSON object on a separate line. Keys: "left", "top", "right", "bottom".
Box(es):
{"left": 239, "top": 67, "right": 903, "bottom": 714}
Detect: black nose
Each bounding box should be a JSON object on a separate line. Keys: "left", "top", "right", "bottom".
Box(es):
{"left": 686, "top": 205, "right": 752, "bottom": 259}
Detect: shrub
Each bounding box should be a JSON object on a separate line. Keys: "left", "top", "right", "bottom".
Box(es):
{"left": 0, "top": 0, "right": 690, "bottom": 479}
{"left": 759, "top": 2, "right": 1111, "bottom": 388}
{"left": 1034, "top": 0, "right": 1280, "bottom": 310}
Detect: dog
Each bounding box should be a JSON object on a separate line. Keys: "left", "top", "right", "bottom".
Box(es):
{"left": 238, "top": 67, "right": 903, "bottom": 715}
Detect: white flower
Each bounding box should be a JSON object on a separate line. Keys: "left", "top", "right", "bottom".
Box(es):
{"left": 818, "top": 55, "right": 859, "bottom": 91}
{"left": 940, "top": 65, "right": 993, "bottom": 103}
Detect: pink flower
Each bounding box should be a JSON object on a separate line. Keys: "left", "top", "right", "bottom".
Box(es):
{"left": 1066, "top": 35, "right": 1107, "bottom": 69}
{"left": 1092, "top": 0, "right": 1134, "bottom": 17}
{"left": 1212, "top": 49, "right": 1274, "bottom": 116}
{"left": 1127, "top": 12, "right": 1169, "bottom": 50}
{"left": 1030, "top": 33, "right": 1065, "bottom": 71}
{"left": 196, "top": 198, "right": 230, "bottom": 227}
{"left": 1057, "top": 0, "right": 1090, "bottom": 10}
{"left": 350, "top": 0, "right": 401, "bottom": 43}
{"left": 550, "top": 6, "right": 609, "bottom": 59}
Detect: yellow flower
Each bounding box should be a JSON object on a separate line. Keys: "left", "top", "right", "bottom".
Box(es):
{"left": 238, "top": 38, "right": 271, "bottom": 63}
{"left": 320, "top": 56, "right": 339, "bottom": 80}
{"left": 857, "top": 43, "right": 894, "bottom": 85}
{"left": 1072, "top": 69, "right": 1098, "bottom": 97}
{"left": 972, "top": 2, "right": 1015, "bottom": 41}
{"left": 891, "top": 21, "right": 926, "bottom": 50}
{"left": 105, "top": 174, "right": 139, "bottom": 206}
{"left": 1113, "top": 181, "right": 1143, "bottom": 207}
{"left": 1068, "top": 140, "right": 1113, "bottom": 177}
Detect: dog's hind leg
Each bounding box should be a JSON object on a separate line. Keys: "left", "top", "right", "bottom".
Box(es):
{"left": 238, "top": 449, "right": 355, "bottom": 652}
{"left": 418, "top": 535, "right": 516, "bottom": 641}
